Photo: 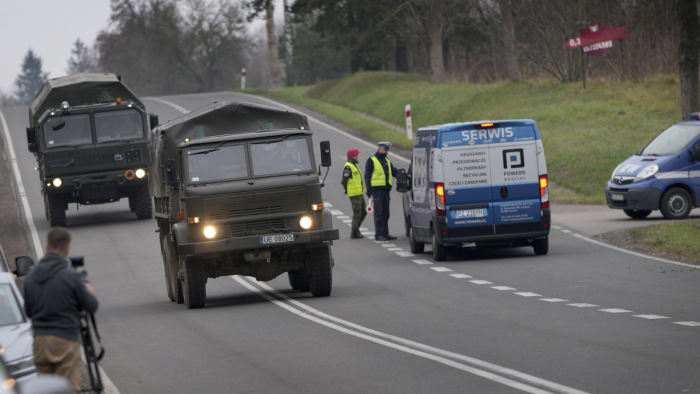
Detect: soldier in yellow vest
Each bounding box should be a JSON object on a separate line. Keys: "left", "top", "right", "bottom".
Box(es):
{"left": 364, "top": 142, "right": 401, "bottom": 241}
{"left": 341, "top": 149, "right": 367, "bottom": 239}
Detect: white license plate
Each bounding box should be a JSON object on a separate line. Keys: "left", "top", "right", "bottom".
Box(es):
{"left": 611, "top": 193, "right": 624, "bottom": 201}
{"left": 260, "top": 234, "right": 295, "bottom": 244}
{"left": 455, "top": 208, "right": 485, "bottom": 218}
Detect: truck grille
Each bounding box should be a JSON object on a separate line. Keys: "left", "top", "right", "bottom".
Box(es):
{"left": 227, "top": 218, "right": 287, "bottom": 237}
{"left": 209, "top": 205, "right": 284, "bottom": 220}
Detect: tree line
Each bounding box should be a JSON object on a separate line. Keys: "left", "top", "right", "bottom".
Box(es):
{"left": 5, "top": 0, "right": 699, "bottom": 115}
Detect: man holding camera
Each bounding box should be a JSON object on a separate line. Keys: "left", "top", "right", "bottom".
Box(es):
{"left": 24, "top": 227, "right": 99, "bottom": 393}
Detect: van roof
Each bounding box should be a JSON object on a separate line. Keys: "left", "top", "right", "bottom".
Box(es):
{"left": 418, "top": 119, "right": 536, "bottom": 132}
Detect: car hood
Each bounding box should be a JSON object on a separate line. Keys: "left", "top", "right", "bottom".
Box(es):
{"left": 612, "top": 154, "right": 670, "bottom": 177}
{"left": 0, "top": 322, "right": 33, "bottom": 362}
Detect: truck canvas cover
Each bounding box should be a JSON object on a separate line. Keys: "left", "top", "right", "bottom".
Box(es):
{"left": 29, "top": 73, "right": 145, "bottom": 126}
{"left": 149, "top": 101, "right": 310, "bottom": 198}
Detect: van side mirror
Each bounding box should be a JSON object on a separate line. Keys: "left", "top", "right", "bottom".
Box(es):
{"left": 319, "top": 141, "right": 331, "bottom": 167}
{"left": 149, "top": 114, "right": 159, "bottom": 130}
{"left": 165, "top": 159, "right": 178, "bottom": 186}
{"left": 396, "top": 169, "right": 410, "bottom": 193}
{"left": 691, "top": 141, "right": 700, "bottom": 162}
{"left": 26, "top": 126, "right": 38, "bottom": 152}
{"left": 13, "top": 256, "right": 35, "bottom": 277}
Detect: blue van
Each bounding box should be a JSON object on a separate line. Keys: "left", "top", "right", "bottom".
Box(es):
{"left": 398, "top": 119, "right": 551, "bottom": 261}
{"left": 605, "top": 115, "right": 700, "bottom": 219}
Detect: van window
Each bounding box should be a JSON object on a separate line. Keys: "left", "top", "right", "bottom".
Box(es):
{"left": 642, "top": 124, "right": 700, "bottom": 156}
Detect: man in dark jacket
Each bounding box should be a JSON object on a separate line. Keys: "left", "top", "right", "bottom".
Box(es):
{"left": 24, "top": 227, "right": 99, "bottom": 394}
{"left": 365, "top": 142, "right": 400, "bottom": 241}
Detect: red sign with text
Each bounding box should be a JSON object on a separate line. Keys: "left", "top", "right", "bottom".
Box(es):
{"left": 566, "top": 23, "right": 628, "bottom": 55}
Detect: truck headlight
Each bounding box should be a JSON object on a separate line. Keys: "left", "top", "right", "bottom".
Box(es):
{"left": 203, "top": 226, "right": 217, "bottom": 239}
{"left": 135, "top": 169, "right": 146, "bottom": 178}
{"left": 299, "top": 216, "right": 312, "bottom": 229}
{"left": 634, "top": 164, "right": 658, "bottom": 182}
{"left": 52, "top": 178, "right": 62, "bottom": 187}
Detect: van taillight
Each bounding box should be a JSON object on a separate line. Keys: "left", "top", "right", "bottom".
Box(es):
{"left": 435, "top": 183, "right": 446, "bottom": 216}
{"left": 539, "top": 175, "right": 549, "bottom": 208}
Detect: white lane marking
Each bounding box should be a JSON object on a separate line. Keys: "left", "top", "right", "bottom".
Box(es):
{"left": 330, "top": 209, "right": 344, "bottom": 216}
{"left": 145, "top": 97, "right": 189, "bottom": 114}
{"left": 470, "top": 280, "right": 493, "bottom": 285}
{"left": 396, "top": 251, "right": 415, "bottom": 257}
{"left": 413, "top": 259, "right": 433, "bottom": 265}
{"left": 561, "top": 229, "right": 572, "bottom": 234}
{"left": 450, "top": 274, "right": 472, "bottom": 279}
{"left": 599, "top": 308, "right": 632, "bottom": 314}
{"left": 381, "top": 244, "right": 396, "bottom": 248}
{"left": 234, "top": 276, "right": 589, "bottom": 394}
{"left": 492, "top": 286, "right": 516, "bottom": 291}
{"left": 1, "top": 110, "right": 120, "bottom": 393}
{"left": 431, "top": 267, "right": 452, "bottom": 272}
{"left": 673, "top": 321, "right": 700, "bottom": 327}
{"left": 388, "top": 248, "right": 403, "bottom": 252}
{"left": 342, "top": 219, "right": 352, "bottom": 224}
{"left": 634, "top": 314, "right": 669, "bottom": 320}
{"left": 337, "top": 215, "right": 350, "bottom": 219}
{"left": 516, "top": 292, "right": 542, "bottom": 297}
{"left": 568, "top": 303, "right": 598, "bottom": 308}
{"left": 540, "top": 298, "right": 569, "bottom": 302}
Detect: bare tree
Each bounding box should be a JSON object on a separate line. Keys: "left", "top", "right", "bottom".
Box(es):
{"left": 243, "top": 0, "right": 285, "bottom": 88}
{"left": 677, "top": 0, "right": 700, "bottom": 118}
{"left": 497, "top": 0, "right": 520, "bottom": 82}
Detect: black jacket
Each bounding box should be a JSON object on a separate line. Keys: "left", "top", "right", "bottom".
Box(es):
{"left": 24, "top": 252, "right": 99, "bottom": 342}
{"left": 364, "top": 152, "right": 399, "bottom": 193}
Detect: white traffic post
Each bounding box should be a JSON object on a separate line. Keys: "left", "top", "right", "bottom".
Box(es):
{"left": 405, "top": 104, "right": 413, "bottom": 140}
{"left": 241, "top": 68, "right": 246, "bottom": 90}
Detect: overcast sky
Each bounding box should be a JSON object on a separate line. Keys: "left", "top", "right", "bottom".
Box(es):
{"left": 0, "top": 0, "right": 112, "bottom": 94}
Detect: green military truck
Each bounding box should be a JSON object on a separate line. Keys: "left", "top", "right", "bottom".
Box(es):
{"left": 150, "top": 101, "right": 339, "bottom": 309}
{"left": 26, "top": 73, "right": 157, "bottom": 227}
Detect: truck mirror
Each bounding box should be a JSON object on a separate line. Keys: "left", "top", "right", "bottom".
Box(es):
{"left": 13, "top": 256, "right": 35, "bottom": 277}
{"left": 396, "top": 169, "right": 410, "bottom": 193}
{"left": 320, "top": 141, "right": 331, "bottom": 167}
{"left": 165, "top": 159, "right": 178, "bottom": 186}
{"left": 26, "top": 126, "right": 37, "bottom": 152}
{"left": 50, "top": 118, "right": 66, "bottom": 131}
{"left": 150, "top": 113, "right": 159, "bottom": 130}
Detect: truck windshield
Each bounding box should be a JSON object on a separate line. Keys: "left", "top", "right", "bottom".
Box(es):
{"left": 95, "top": 109, "right": 144, "bottom": 143}
{"left": 251, "top": 138, "right": 312, "bottom": 176}
{"left": 42, "top": 114, "right": 91, "bottom": 148}
{"left": 642, "top": 124, "right": 700, "bottom": 156}
{"left": 187, "top": 144, "right": 248, "bottom": 184}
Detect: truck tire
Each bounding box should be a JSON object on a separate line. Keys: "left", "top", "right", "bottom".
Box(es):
{"left": 432, "top": 231, "right": 447, "bottom": 261}
{"left": 131, "top": 185, "right": 153, "bottom": 219}
{"left": 533, "top": 236, "right": 549, "bottom": 255}
{"left": 659, "top": 187, "right": 692, "bottom": 220}
{"left": 160, "top": 235, "right": 174, "bottom": 301}
{"left": 47, "top": 194, "right": 66, "bottom": 227}
{"left": 309, "top": 246, "right": 332, "bottom": 297}
{"left": 183, "top": 258, "right": 206, "bottom": 309}
{"left": 623, "top": 209, "right": 652, "bottom": 219}
{"left": 409, "top": 227, "right": 424, "bottom": 254}
{"left": 288, "top": 268, "right": 310, "bottom": 292}
{"left": 168, "top": 243, "right": 183, "bottom": 304}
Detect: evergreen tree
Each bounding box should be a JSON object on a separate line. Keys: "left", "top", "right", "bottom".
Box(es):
{"left": 14, "top": 50, "right": 48, "bottom": 105}
{"left": 66, "top": 39, "right": 100, "bottom": 75}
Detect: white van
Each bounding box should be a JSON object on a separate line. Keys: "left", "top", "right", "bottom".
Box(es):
{"left": 397, "top": 119, "right": 551, "bottom": 261}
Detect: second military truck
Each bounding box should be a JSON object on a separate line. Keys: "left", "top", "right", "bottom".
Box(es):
{"left": 150, "top": 101, "right": 339, "bottom": 309}
{"left": 26, "top": 73, "right": 157, "bottom": 227}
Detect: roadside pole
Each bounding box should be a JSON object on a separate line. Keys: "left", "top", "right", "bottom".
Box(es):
{"left": 405, "top": 104, "right": 413, "bottom": 140}
{"left": 241, "top": 68, "right": 246, "bottom": 90}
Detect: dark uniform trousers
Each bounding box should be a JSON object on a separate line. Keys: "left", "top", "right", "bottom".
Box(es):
{"left": 372, "top": 189, "right": 391, "bottom": 238}
{"left": 349, "top": 195, "right": 367, "bottom": 234}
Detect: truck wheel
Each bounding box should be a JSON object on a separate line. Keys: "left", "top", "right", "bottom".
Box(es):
{"left": 47, "top": 194, "right": 66, "bottom": 227}
{"left": 168, "top": 243, "right": 183, "bottom": 304}
{"left": 288, "top": 268, "right": 310, "bottom": 292}
{"left": 183, "top": 258, "right": 206, "bottom": 309}
{"left": 533, "top": 236, "right": 549, "bottom": 255}
{"left": 409, "top": 227, "right": 424, "bottom": 254}
{"left": 131, "top": 185, "right": 153, "bottom": 220}
{"left": 309, "top": 246, "right": 332, "bottom": 297}
{"left": 659, "top": 188, "right": 692, "bottom": 220}
{"left": 431, "top": 231, "right": 447, "bottom": 261}
{"left": 160, "top": 235, "right": 174, "bottom": 301}
{"left": 623, "top": 209, "right": 652, "bottom": 219}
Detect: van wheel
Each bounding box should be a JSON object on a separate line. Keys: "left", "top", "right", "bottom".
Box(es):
{"left": 309, "top": 246, "right": 333, "bottom": 297}
{"left": 623, "top": 209, "right": 652, "bottom": 219}
{"left": 432, "top": 231, "right": 448, "bottom": 261}
{"left": 288, "top": 267, "right": 310, "bottom": 292}
{"left": 183, "top": 258, "right": 206, "bottom": 309}
{"left": 660, "top": 188, "right": 692, "bottom": 220}
{"left": 533, "top": 236, "right": 549, "bottom": 255}
{"left": 131, "top": 185, "right": 153, "bottom": 219}
{"left": 160, "top": 235, "right": 174, "bottom": 301}
{"left": 47, "top": 194, "right": 66, "bottom": 227}
{"left": 404, "top": 214, "right": 411, "bottom": 237}
{"left": 409, "top": 227, "right": 424, "bottom": 254}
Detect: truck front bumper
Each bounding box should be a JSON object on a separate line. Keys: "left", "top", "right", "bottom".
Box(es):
{"left": 177, "top": 228, "right": 340, "bottom": 255}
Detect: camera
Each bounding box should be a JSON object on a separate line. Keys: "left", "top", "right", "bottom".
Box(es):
{"left": 69, "top": 256, "right": 84, "bottom": 268}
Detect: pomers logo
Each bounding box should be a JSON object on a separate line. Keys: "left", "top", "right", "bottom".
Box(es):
{"left": 503, "top": 149, "right": 524, "bottom": 169}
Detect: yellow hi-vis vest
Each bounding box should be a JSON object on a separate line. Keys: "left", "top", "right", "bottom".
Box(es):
{"left": 370, "top": 156, "right": 393, "bottom": 187}
{"left": 344, "top": 162, "right": 364, "bottom": 197}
